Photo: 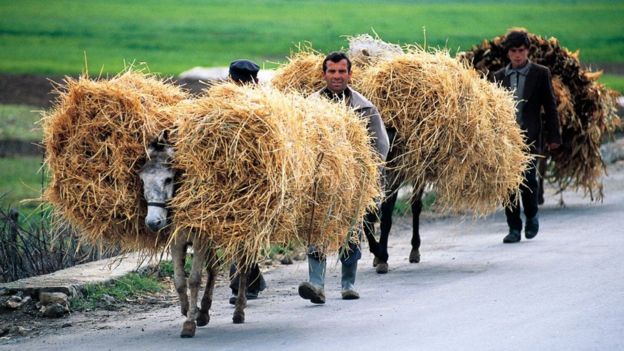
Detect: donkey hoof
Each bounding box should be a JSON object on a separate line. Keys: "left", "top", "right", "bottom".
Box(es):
{"left": 233, "top": 313, "right": 245, "bottom": 324}
{"left": 180, "top": 321, "right": 196, "bottom": 338}
{"left": 409, "top": 249, "right": 421, "bottom": 263}
{"left": 196, "top": 312, "right": 210, "bottom": 327}
{"left": 375, "top": 262, "right": 389, "bottom": 274}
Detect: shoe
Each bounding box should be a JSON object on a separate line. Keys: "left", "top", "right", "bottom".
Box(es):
{"left": 525, "top": 216, "right": 539, "bottom": 239}
{"left": 503, "top": 229, "right": 521, "bottom": 243}
{"left": 375, "top": 262, "right": 388, "bottom": 274}
{"left": 298, "top": 282, "right": 325, "bottom": 304}
{"left": 341, "top": 289, "right": 360, "bottom": 300}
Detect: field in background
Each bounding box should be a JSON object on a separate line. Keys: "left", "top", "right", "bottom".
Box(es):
{"left": 0, "top": 0, "right": 623, "bottom": 75}
{"left": 0, "top": 0, "right": 622, "bottom": 210}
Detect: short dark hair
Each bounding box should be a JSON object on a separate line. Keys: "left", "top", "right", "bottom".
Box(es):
{"left": 503, "top": 29, "right": 530, "bottom": 51}
{"left": 322, "top": 52, "right": 352, "bottom": 73}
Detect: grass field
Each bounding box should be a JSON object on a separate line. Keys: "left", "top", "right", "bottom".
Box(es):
{"left": 0, "top": 104, "right": 43, "bottom": 140}
{"left": 0, "top": 156, "right": 46, "bottom": 210}
{"left": 1, "top": 0, "right": 623, "bottom": 76}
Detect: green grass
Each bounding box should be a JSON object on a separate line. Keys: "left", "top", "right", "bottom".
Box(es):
{"left": 0, "top": 104, "right": 43, "bottom": 140}
{"left": 70, "top": 272, "right": 163, "bottom": 311}
{"left": 0, "top": 0, "right": 622, "bottom": 75}
{"left": 601, "top": 74, "right": 624, "bottom": 94}
{"left": 0, "top": 156, "right": 46, "bottom": 210}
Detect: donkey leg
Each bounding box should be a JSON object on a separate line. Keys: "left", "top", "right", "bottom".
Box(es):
{"left": 375, "top": 190, "right": 398, "bottom": 273}
{"left": 196, "top": 252, "right": 217, "bottom": 327}
{"left": 409, "top": 188, "right": 424, "bottom": 263}
{"left": 233, "top": 262, "right": 248, "bottom": 324}
{"left": 180, "top": 244, "right": 207, "bottom": 338}
{"left": 171, "top": 240, "right": 189, "bottom": 317}
{"left": 363, "top": 210, "right": 380, "bottom": 266}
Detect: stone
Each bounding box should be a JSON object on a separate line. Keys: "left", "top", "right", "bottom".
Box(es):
{"left": 39, "top": 292, "right": 69, "bottom": 306}
{"left": 101, "top": 294, "right": 116, "bottom": 304}
{"left": 42, "top": 303, "right": 69, "bottom": 318}
{"left": 280, "top": 254, "right": 294, "bottom": 265}
{"left": 6, "top": 295, "right": 31, "bottom": 309}
{"left": 292, "top": 251, "right": 307, "bottom": 261}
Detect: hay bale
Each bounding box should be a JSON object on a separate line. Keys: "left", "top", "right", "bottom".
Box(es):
{"left": 298, "top": 95, "right": 381, "bottom": 253}
{"left": 42, "top": 71, "right": 187, "bottom": 252}
{"left": 170, "top": 83, "right": 380, "bottom": 264}
{"left": 271, "top": 45, "right": 326, "bottom": 96}
{"left": 358, "top": 48, "right": 529, "bottom": 214}
{"left": 461, "top": 31, "right": 621, "bottom": 200}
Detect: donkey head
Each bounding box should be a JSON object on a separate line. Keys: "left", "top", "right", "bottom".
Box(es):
{"left": 139, "top": 130, "right": 175, "bottom": 233}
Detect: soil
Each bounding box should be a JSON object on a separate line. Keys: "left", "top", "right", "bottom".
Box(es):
{"left": 0, "top": 277, "right": 181, "bottom": 341}
{"left": 0, "top": 73, "right": 211, "bottom": 108}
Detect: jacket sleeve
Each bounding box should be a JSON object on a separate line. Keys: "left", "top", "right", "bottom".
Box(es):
{"left": 541, "top": 68, "right": 562, "bottom": 145}
{"left": 365, "top": 106, "right": 390, "bottom": 161}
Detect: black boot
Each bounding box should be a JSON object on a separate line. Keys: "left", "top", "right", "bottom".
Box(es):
{"left": 525, "top": 216, "right": 539, "bottom": 239}
{"left": 503, "top": 229, "right": 521, "bottom": 243}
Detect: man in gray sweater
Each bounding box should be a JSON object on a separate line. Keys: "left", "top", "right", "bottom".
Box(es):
{"left": 298, "top": 52, "right": 389, "bottom": 303}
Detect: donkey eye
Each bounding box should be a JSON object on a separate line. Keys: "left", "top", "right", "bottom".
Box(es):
{"left": 164, "top": 177, "right": 173, "bottom": 185}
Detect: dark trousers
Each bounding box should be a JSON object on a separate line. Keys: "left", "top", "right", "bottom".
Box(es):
{"left": 505, "top": 158, "right": 538, "bottom": 230}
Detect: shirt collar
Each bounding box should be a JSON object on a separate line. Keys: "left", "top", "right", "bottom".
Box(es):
{"left": 505, "top": 61, "right": 532, "bottom": 77}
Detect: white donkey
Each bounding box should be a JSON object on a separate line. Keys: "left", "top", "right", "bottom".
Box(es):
{"left": 139, "top": 131, "right": 250, "bottom": 338}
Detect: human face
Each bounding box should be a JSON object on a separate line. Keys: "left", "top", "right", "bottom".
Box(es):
{"left": 507, "top": 46, "right": 529, "bottom": 68}
{"left": 323, "top": 59, "right": 351, "bottom": 94}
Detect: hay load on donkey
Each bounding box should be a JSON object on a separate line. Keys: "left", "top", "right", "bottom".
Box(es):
{"left": 170, "top": 82, "right": 381, "bottom": 267}
{"left": 271, "top": 38, "right": 530, "bottom": 271}
{"left": 272, "top": 40, "right": 529, "bottom": 215}
{"left": 461, "top": 30, "right": 621, "bottom": 201}
{"left": 42, "top": 71, "right": 187, "bottom": 252}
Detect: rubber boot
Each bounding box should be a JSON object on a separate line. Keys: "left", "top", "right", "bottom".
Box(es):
{"left": 341, "top": 261, "right": 359, "bottom": 300}
{"left": 298, "top": 255, "right": 326, "bottom": 304}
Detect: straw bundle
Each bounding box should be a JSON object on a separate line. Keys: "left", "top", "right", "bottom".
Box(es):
{"left": 43, "top": 71, "right": 187, "bottom": 252}
{"left": 357, "top": 48, "right": 530, "bottom": 214}
{"left": 271, "top": 46, "right": 326, "bottom": 96}
{"left": 170, "top": 83, "right": 380, "bottom": 264}
{"left": 299, "top": 95, "right": 381, "bottom": 253}
{"left": 461, "top": 32, "right": 621, "bottom": 200}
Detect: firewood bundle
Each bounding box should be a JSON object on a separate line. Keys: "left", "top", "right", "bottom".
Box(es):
{"left": 460, "top": 32, "right": 621, "bottom": 201}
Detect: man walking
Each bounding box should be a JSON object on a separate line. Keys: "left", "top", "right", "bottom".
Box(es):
{"left": 298, "top": 52, "right": 389, "bottom": 303}
{"left": 493, "top": 29, "right": 561, "bottom": 244}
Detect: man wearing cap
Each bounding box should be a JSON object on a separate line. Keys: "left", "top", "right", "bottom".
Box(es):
{"left": 227, "top": 59, "right": 267, "bottom": 304}
{"left": 229, "top": 59, "right": 260, "bottom": 84}
{"left": 298, "top": 51, "right": 389, "bottom": 304}
{"left": 493, "top": 29, "right": 561, "bottom": 244}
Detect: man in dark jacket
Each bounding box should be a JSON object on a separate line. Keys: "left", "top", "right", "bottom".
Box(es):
{"left": 298, "top": 52, "right": 389, "bottom": 303}
{"left": 493, "top": 29, "right": 561, "bottom": 244}
{"left": 227, "top": 59, "right": 267, "bottom": 304}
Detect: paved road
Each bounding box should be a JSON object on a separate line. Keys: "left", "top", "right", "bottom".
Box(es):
{"left": 3, "top": 162, "right": 624, "bottom": 351}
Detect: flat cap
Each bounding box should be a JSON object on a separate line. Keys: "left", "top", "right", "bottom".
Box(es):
{"left": 229, "top": 59, "right": 260, "bottom": 84}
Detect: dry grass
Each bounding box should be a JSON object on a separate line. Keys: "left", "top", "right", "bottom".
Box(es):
{"left": 170, "top": 83, "right": 380, "bottom": 264}
{"left": 42, "top": 70, "right": 187, "bottom": 253}
{"left": 273, "top": 40, "right": 529, "bottom": 215}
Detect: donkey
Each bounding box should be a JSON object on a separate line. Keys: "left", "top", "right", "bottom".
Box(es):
{"left": 363, "top": 128, "right": 423, "bottom": 274}
{"left": 139, "top": 131, "right": 250, "bottom": 338}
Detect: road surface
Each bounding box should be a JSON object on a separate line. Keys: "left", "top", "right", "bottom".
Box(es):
{"left": 3, "top": 161, "right": 624, "bottom": 351}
